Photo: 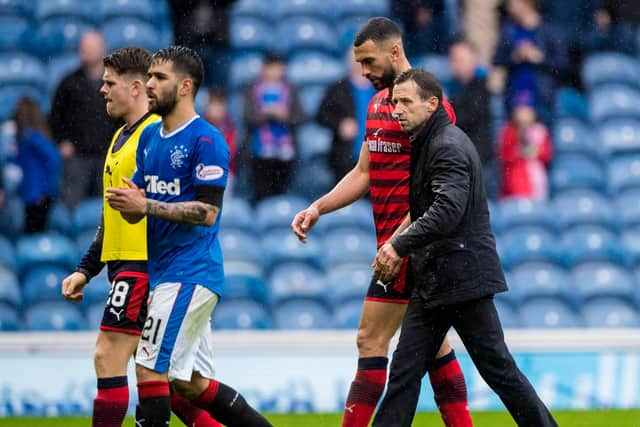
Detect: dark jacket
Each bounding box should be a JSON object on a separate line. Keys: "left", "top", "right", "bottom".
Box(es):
{"left": 50, "top": 67, "right": 119, "bottom": 156}
{"left": 391, "top": 106, "right": 507, "bottom": 308}
{"left": 316, "top": 79, "right": 356, "bottom": 180}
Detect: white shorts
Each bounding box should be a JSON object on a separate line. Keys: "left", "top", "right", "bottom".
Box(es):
{"left": 135, "top": 282, "right": 218, "bottom": 381}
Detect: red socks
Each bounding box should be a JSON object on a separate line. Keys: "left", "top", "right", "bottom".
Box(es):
{"left": 92, "top": 376, "right": 129, "bottom": 427}
{"left": 342, "top": 357, "right": 388, "bottom": 427}
{"left": 428, "top": 350, "right": 473, "bottom": 427}
{"left": 171, "top": 392, "right": 222, "bottom": 427}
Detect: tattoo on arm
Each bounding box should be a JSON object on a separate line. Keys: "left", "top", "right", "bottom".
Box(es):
{"left": 145, "top": 200, "right": 220, "bottom": 226}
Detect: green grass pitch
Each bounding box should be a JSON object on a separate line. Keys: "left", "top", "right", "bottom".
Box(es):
{"left": 1, "top": 410, "right": 639, "bottom": 426}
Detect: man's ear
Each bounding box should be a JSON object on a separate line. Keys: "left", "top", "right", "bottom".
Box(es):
{"left": 428, "top": 96, "right": 440, "bottom": 113}
{"left": 179, "top": 78, "right": 193, "bottom": 97}
{"left": 131, "top": 79, "right": 144, "bottom": 96}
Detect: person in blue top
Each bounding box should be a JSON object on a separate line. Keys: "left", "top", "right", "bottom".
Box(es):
{"left": 106, "top": 46, "right": 272, "bottom": 427}
{"left": 14, "top": 97, "right": 62, "bottom": 233}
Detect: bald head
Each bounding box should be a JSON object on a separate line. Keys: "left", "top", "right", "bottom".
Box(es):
{"left": 79, "top": 31, "right": 106, "bottom": 68}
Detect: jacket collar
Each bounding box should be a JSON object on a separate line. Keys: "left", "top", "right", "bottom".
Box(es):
{"left": 410, "top": 104, "right": 451, "bottom": 147}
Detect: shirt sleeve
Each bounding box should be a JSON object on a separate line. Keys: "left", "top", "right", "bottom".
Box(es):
{"left": 131, "top": 127, "right": 150, "bottom": 188}
{"left": 192, "top": 129, "right": 230, "bottom": 190}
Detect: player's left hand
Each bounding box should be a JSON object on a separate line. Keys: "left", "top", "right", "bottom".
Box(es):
{"left": 105, "top": 177, "right": 146, "bottom": 215}
{"left": 373, "top": 242, "right": 402, "bottom": 283}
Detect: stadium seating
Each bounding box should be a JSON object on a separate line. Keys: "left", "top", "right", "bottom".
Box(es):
{"left": 582, "top": 52, "right": 640, "bottom": 89}
{"left": 295, "top": 122, "right": 332, "bottom": 161}
{"left": 276, "top": 0, "right": 335, "bottom": 21}
{"left": 561, "top": 226, "right": 625, "bottom": 267}
{"left": 290, "top": 158, "right": 335, "bottom": 200}
{"left": 224, "top": 260, "right": 263, "bottom": 278}
{"left": 268, "top": 262, "right": 326, "bottom": 306}
{"left": 520, "top": 297, "right": 582, "bottom": 328}
{"left": 34, "top": 0, "right": 94, "bottom": 24}
{"left": 0, "top": 52, "right": 47, "bottom": 90}
{"left": 0, "top": 0, "right": 32, "bottom": 17}
{"left": 102, "top": 18, "right": 162, "bottom": 53}
{"left": 498, "top": 198, "right": 556, "bottom": 232}
{"left": 0, "top": 235, "right": 15, "bottom": 270}
{"left": 551, "top": 190, "right": 617, "bottom": 231}
{"left": 25, "top": 301, "right": 86, "bottom": 331}
{"left": 334, "top": 299, "right": 363, "bottom": 329}
{"left": 71, "top": 196, "right": 102, "bottom": 235}
{"left": 219, "top": 228, "right": 262, "bottom": 266}
{"left": 87, "top": 302, "right": 105, "bottom": 330}
{"left": 273, "top": 298, "right": 333, "bottom": 329}
{"left": 0, "top": 302, "right": 19, "bottom": 330}
{"left": 99, "top": 0, "right": 154, "bottom": 24}
{"left": 620, "top": 228, "right": 640, "bottom": 265}
{"left": 275, "top": 17, "right": 338, "bottom": 55}
{"left": 615, "top": 189, "right": 640, "bottom": 229}
{"left": 599, "top": 118, "right": 640, "bottom": 156}
{"left": 316, "top": 199, "right": 374, "bottom": 234}
{"left": 220, "top": 197, "right": 255, "bottom": 232}
{"left": 256, "top": 194, "right": 309, "bottom": 232}
{"left": 499, "top": 226, "right": 562, "bottom": 269}
{"left": 81, "top": 268, "right": 110, "bottom": 305}
{"left": 508, "top": 262, "right": 573, "bottom": 306}
{"left": 589, "top": 84, "right": 640, "bottom": 123}
{"left": 493, "top": 299, "right": 521, "bottom": 328}
{"left": 15, "top": 232, "right": 77, "bottom": 274}
{"left": 228, "top": 52, "right": 263, "bottom": 89}
{"left": 550, "top": 154, "right": 607, "bottom": 194}
{"left": 287, "top": 51, "right": 345, "bottom": 86}
{"left": 231, "top": 0, "right": 278, "bottom": 23}
{"left": 555, "top": 87, "right": 589, "bottom": 121}
{"left": 552, "top": 119, "right": 598, "bottom": 160}
{"left": 608, "top": 156, "right": 640, "bottom": 194}
{"left": 0, "top": 267, "right": 20, "bottom": 307}
{"left": 323, "top": 227, "right": 377, "bottom": 269}
{"left": 263, "top": 229, "right": 323, "bottom": 272}
{"left": 581, "top": 297, "right": 640, "bottom": 328}
{"left": 336, "top": 0, "right": 388, "bottom": 19}
{"left": 75, "top": 228, "right": 96, "bottom": 255}
{"left": 0, "top": 196, "right": 24, "bottom": 239}
{"left": 34, "top": 18, "right": 91, "bottom": 57}
{"left": 46, "top": 202, "right": 73, "bottom": 236}
{"left": 213, "top": 299, "right": 272, "bottom": 330}
{"left": 0, "top": 16, "right": 32, "bottom": 51}
{"left": 415, "top": 54, "right": 452, "bottom": 87}
{"left": 46, "top": 52, "right": 79, "bottom": 95}
{"left": 225, "top": 273, "right": 270, "bottom": 305}
{"left": 298, "top": 84, "right": 327, "bottom": 120}
{"left": 326, "top": 262, "right": 371, "bottom": 305}
{"left": 22, "top": 264, "right": 71, "bottom": 307}
{"left": 572, "top": 261, "right": 635, "bottom": 304}
{"left": 230, "top": 16, "right": 272, "bottom": 52}
{"left": 0, "top": 84, "right": 45, "bottom": 122}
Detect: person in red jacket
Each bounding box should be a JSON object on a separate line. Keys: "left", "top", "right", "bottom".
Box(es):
{"left": 498, "top": 95, "right": 553, "bottom": 200}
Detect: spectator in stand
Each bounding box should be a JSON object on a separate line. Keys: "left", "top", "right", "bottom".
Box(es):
{"left": 492, "top": 0, "right": 566, "bottom": 126}
{"left": 583, "top": 3, "right": 636, "bottom": 54}
{"left": 205, "top": 87, "right": 237, "bottom": 195}
{"left": 316, "top": 49, "right": 375, "bottom": 182}
{"left": 461, "top": 0, "right": 501, "bottom": 67}
{"left": 243, "top": 53, "right": 304, "bottom": 203}
{"left": 391, "top": 0, "right": 448, "bottom": 56}
{"left": 498, "top": 94, "right": 552, "bottom": 200}
{"left": 15, "top": 97, "right": 62, "bottom": 233}
{"left": 50, "top": 31, "right": 118, "bottom": 208}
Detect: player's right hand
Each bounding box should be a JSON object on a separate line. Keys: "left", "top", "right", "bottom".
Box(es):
{"left": 61, "top": 272, "right": 88, "bottom": 302}
{"left": 291, "top": 205, "right": 320, "bottom": 243}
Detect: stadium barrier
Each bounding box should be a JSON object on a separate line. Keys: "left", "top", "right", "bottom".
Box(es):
{"left": 1, "top": 329, "right": 639, "bottom": 416}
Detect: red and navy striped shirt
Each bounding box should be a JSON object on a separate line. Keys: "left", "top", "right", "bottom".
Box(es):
{"left": 367, "top": 88, "right": 456, "bottom": 247}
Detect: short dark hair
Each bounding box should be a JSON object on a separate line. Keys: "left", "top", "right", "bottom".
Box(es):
{"left": 354, "top": 17, "right": 402, "bottom": 47}
{"left": 103, "top": 46, "right": 151, "bottom": 78}
{"left": 394, "top": 68, "right": 443, "bottom": 103}
{"left": 152, "top": 45, "right": 204, "bottom": 96}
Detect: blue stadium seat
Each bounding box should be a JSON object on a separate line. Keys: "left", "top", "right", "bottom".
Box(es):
{"left": 268, "top": 262, "right": 326, "bottom": 306}
{"left": 509, "top": 262, "right": 572, "bottom": 305}
{"left": 0, "top": 196, "right": 24, "bottom": 239}
{"left": 228, "top": 52, "right": 263, "bottom": 89}
{"left": 213, "top": 299, "right": 272, "bottom": 330}
{"left": 621, "top": 228, "right": 640, "bottom": 265}
{"left": 22, "top": 264, "right": 71, "bottom": 307}
{"left": 498, "top": 198, "right": 556, "bottom": 232}
{"left": 225, "top": 273, "right": 270, "bottom": 305}
{"left": 72, "top": 196, "right": 102, "bottom": 235}
{"left": 274, "top": 298, "right": 333, "bottom": 329}
{"left": 256, "top": 194, "right": 308, "bottom": 232}
{"left": 0, "top": 0, "right": 33, "bottom": 17}
{"left": 25, "top": 301, "right": 86, "bottom": 331}
{"left": 0, "top": 301, "right": 19, "bottom": 330}
{"left": 229, "top": 16, "right": 272, "bottom": 52}
{"left": 82, "top": 269, "right": 110, "bottom": 305}
{"left": 0, "top": 16, "right": 31, "bottom": 51}
{"left": 608, "top": 155, "right": 640, "bottom": 194}
{"left": 493, "top": 299, "right": 521, "bottom": 328}
{"left": 599, "top": 118, "right": 640, "bottom": 156}
{"left": 102, "top": 18, "right": 161, "bottom": 52}
{"left": 0, "top": 53, "right": 47, "bottom": 90}
{"left": 336, "top": 0, "right": 388, "bottom": 18}
{"left": 550, "top": 154, "right": 606, "bottom": 194}
{"left": 299, "top": 84, "right": 327, "bottom": 120}
{"left": 555, "top": 87, "right": 589, "bottom": 121}
{"left": 415, "top": 54, "right": 452, "bottom": 86}
{"left": 581, "top": 297, "right": 640, "bottom": 328}
{"left": 337, "top": 16, "right": 370, "bottom": 50}
{"left": 224, "top": 260, "right": 263, "bottom": 279}
{"left": 590, "top": 84, "right": 640, "bottom": 122}
{"left": 35, "top": 0, "right": 93, "bottom": 23}
{"left": 275, "top": 0, "right": 335, "bottom": 20}
{"left": 35, "top": 18, "right": 90, "bottom": 57}
{"left": 0, "top": 235, "right": 15, "bottom": 270}
{"left": 488, "top": 199, "right": 503, "bottom": 234}
{"left": 323, "top": 227, "right": 377, "bottom": 268}
{"left": 334, "top": 299, "right": 363, "bottom": 329}
{"left": 582, "top": 52, "right": 640, "bottom": 89}
{"left": 499, "top": 226, "right": 562, "bottom": 269}
{"left": 75, "top": 229, "right": 96, "bottom": 255}
{"left": 47, "top": 52, "right": 79, "bottom": 95}
{"left": 231, "top": 0, "right": 278, "bottom": 23}
{"left": 87, "top": 302, "right": 105, "bottom": 330}
{"left": 0, "top": 267, "right": 20, "bottom": 307}
{"left": 275, "top": 17, "right": 338, "bottom": 55}
{"left": 287, "top": 51, "right": 345, "bottom": 86}
{"left": 290, "top": 158, "right": 335, "bottom": 200}
{"left": 219, "top": 228, "right": 262, "bottom": 265}
{"left": 15, "top": 232, "right": 77, "bottom": 274}
{"left": 46, "top": 202, "right": 73, "bottom": 236}
{"left": 520, "top": 298, "right": 581, "bottom": 328}
{"left": 263, "top": 230, "right": 323, "bottom": 271}
{"left": 561, "top": 225, "right": 625, "bottom": 267}
{"left": 572, "top": 261, "right": 635, "bottom": 304}
{"left": 317, "top": 199, "right": 374, "bottom": 234}
{"left": 615, "top": 189, "right": 640, "bottom": 229}
{"left": 327, "top": 263, "right": 371, "bottom": 305}
{"left": 220, "top": 197, "right": 255, "bottom": 232}
{"left": 0, "top": 84, "right": 46, "bottom": 122}
{"left": 296, "top": 122, "right": 332, "bottom": 161}
{"left": 552, "top": 119, "right": 598, "bottom": 160}
{"left": 552, "top": 190, "right": 617, "bottom": 231}
{"left": 99, "top": 0, "right": 154, "bottom": 24}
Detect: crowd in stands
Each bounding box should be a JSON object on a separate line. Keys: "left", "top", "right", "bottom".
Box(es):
{"left": 1, "top": 0, "right": 640, "bottom": 331}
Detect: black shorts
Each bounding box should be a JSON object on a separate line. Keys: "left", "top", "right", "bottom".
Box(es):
{"left": 365, "top": 258, "right": 413, "bottom": 303}
{"left": 100, "top": 264, "right": 149, "bottom": 335}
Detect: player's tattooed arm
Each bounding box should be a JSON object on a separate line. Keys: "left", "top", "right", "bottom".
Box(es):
{"left": 145, "top": 200, "right": 220, "bottom": 226}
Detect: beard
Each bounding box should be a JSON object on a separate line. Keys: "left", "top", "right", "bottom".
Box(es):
{"left": 371, "top": 63, "right": 396, "bottom": 90}
{"left": 148, "top": 86, "right": 178, "bottom": 117}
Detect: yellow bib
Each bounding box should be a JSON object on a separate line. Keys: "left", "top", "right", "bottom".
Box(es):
{"left": 101, "top": 114, "right": 160, "bottom": 262}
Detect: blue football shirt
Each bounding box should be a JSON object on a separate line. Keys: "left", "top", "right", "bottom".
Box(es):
{"left": 132, "top": 115, "right": 229, "bottom": 295}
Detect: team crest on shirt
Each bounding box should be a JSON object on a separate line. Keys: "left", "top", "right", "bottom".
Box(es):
{"left": 170, "top": 144, "right": 189, "bottom": 169}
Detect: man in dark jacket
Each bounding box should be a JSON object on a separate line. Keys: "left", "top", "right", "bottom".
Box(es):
{"left": 371, "top": 69, "right": 557, "bottom": 427}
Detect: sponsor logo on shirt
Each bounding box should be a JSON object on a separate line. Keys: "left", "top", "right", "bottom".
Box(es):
{"left": 367, "top": 138, "right": 402, "bottom": 153}
{"left": 145, "top": 175, "right": 181, "bottom": 195}
{"left": 195, "top": 163, "right": 224, "bottom": 181}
